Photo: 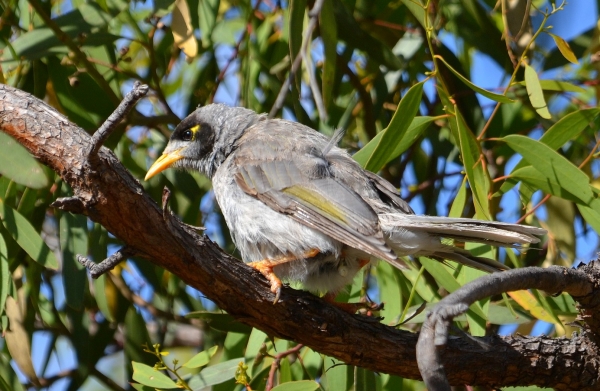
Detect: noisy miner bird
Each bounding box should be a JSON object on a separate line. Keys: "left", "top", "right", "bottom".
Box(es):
{"left": 145, "top": 104, "right": 545, "bottom": 304}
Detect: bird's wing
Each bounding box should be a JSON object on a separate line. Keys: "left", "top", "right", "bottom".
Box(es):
{"left": 363, "top": 170, "right": 414, "bottom": 214}
{"left": 232, "top": 131, "right": 396, "bottom": 262}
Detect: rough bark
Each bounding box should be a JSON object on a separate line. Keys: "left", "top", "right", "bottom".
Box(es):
{"left": 417, "top": 265, "right": 598, "bottom": 390}
{"left": 1, "top": 84, "right": 600, "bottom": 389}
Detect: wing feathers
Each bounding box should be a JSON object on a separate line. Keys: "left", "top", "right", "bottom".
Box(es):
{"left": 234, "top": 162, "right": 397, "bottom": 262}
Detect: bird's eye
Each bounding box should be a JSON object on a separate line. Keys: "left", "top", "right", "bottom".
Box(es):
{"left": 181, "top": 129, "right": 193, "bottom": 141}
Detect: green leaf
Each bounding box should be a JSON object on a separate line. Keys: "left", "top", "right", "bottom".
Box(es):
{"left": 130, "top": 383, "right": 154, "bottom": 391}
{"left": 516, "top": 80, "right": 586, "bottom": 93}
{"left": 547, "top": 32, "right": 579, "bottom": 65}
{"left": 0, "top": 132, "right": 48, "bottom": 189}
{"left": 3, "top": 3, "right": 116, "bottom": 61}
{"left": 198, "top": 0, "right": 220, "bottom": 47}
{"left": 125, "top": 308, "right": 154, "bottom": 366}
{"left": 376, "top": 262, "right": 404, "bottom": 325}
{"left": 400, "top": 0, "right": 426, "bottom": 27}
{"left": 354, "top": 367, "right": 377, "bottom": 391}
{"left": 524, "top": 64, "right": 551, "bottom": 119}
{"left": 244, "top": 328, "right": 268, "bottom": 375}
{"left": 185, "top": 311, "right": 252, "bottom": 333}
{"left": 131, "top": 362, "right": 178, "bottom": 389}
{"left": 503, "top": 135, "right": 593, "bottom": 204}
{"left": 455, "top": 110, "right": 491, "bottom": 219}
{"left": 362, "top": 81, "right": 424, "bottom": 172}
{"left": 323, "top": 357, "right": 352, "bottom": 391}
{"left": 508, "top": 167, "right": 582, "bottom": 203}
{"left": 183, "top": 345, "right": 218, "bottom": 368}
{"left": 577, "top": 199, "right": 600, "bottom": 234}
{"left": 353, "top": 116, "right": 434, "bottom": 168}
{"left": 47, "top": 56, "right": 115, "bottom": 130}
{"left": 187, "top": 358, "right": 244, "bottom": 390}
{"left": 212, "top": 18, "right": 245, "bottom": 45}
{"left": 271, "top": 380, "right": 320, "bottom": 391}
{"left": 0, "top": 234, "right": 9, "bottom": 318}
{"left": 0, "top": 199, "right": 59, "bottom": 270}
{"left": 497, "top": 108, "right": 599, "bottom": 197}
{"left": 460, "top": 261, "right": 489, "bottom": 337}
{"left": 536, "top": 108, "right": 599, "bottom": 150}
{"left": 448, "top": 177, "right": 468, "bottom": 217}
{"left": 487, "top": 303, "right": 533, "bottom": 325}
{"left": 319, "top": 0, "right": 337, "bottom": 111}
{"left": 419, "top": 257, "right": 461, "bottom": 292}
{"left": 60, "top": 211, "right": 88, "bottom": 310}
{"left": 420, "top": 257, "right": 487, "bottom": 319}
{"left": 435, "top": 55, "right": 514, "bottom": 103}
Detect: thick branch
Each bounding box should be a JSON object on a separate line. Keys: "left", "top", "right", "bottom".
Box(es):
{"left": 417, "top": 265, "right": 597, "bottom": 390}
{"left": 1, "top": 85, "right": 600, "bottom": 389}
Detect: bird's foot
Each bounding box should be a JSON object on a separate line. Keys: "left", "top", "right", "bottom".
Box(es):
{"left": 248, "top": 249, "right": 320, "bottom": 304}
{"left": 248, "top": 261, "right": 283, "bottom": 304}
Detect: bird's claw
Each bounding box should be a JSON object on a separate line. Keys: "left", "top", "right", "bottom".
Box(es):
{"left": 272, "top": 286, "right": 281, "bottom": 304}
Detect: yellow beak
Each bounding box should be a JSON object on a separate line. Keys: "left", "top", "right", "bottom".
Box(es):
{"left": 145, "top": 149, "right": 183, "bottom": 180}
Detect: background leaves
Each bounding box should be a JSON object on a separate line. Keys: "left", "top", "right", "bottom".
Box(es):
{"left": 0, "top": 0, "right": 598, "bottom": 390}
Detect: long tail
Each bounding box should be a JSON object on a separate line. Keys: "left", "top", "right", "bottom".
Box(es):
{"left": 380, "top": 214, "right": 546, "bottom": 273}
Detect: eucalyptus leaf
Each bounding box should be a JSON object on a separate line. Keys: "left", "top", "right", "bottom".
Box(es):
{"left": 504, "top": 135, "right": 593, "bottom": 204}
{"left": 132, "top": 362, "right": 178, "bottom": 389}
{"left": 435, "top": 55, "right": 514, "bottom": 103}
{"left": 271, "top": 380, "right": 320, "bottom": 391}
{"left": 0, "top": 132, "right": 48, "bottom": 189}
{"left": 353, "top": 116, "right": 434, "bottom": 169}
{"left": 187, "top": 358, "right": 244, "bottom": 390}
{"left": 524, "top": 64, "right": 551, "bottom": 119}
{"left": 362, "top": 81, "right": 424, "bottom": 173}
{"left": 0, "top": 199, "right": 59, "bottom": 270}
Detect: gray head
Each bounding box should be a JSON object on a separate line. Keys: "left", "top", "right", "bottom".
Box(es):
{"left": 145, "top": 104, "right": 264, "bottom": 180}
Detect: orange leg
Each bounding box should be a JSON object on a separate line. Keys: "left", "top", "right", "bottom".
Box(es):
{"left": 249, "top": 249, "right": 320, "bottom": 304}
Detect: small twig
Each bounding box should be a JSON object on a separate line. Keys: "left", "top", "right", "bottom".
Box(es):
{"left": 87, "top": 82, "right": 149, "bottom": 158}
{"left": 579, "top": 137, "right": 600, "bottom": 169}
{"left": 477, "top": 102, "right": 501, "bottom": 141}
{"left": 516, "top": 193, "right": 550, "bottom": 224}
{"left": 265, "top": 344, "right": 304, "bottom": 391}
{"left": 31, "top": 369, "right": 77, "bottom": 389}
{"left": 51, "top": 196, "right": 86, "bottom": 214}
{"left": 78, "top": 246, "right": 136, "bottom": 279}
{"left": 416, "top": 266, "right": 593, "bottom": 390}
{"left": 269, "top": 0, "right": 326, "bottom": 118}
{"left": 404, "top": 170, "right": 463, "bottom": 202}
{"left": 302, "top": 49, "right": 327, "bottom": 121}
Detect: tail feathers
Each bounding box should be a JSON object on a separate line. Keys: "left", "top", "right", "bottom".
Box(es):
{"left": 380, "top": 214, "right": 545, "bottom": 247}
{"left": 431, "top": 247, "right": 510, "bottom": 273}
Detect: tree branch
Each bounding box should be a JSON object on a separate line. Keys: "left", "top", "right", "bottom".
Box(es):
{"left": 416, "top": 265, "right": 597, "bottom": 390}
{"left": 2, "top": 84, "right": 600, "bottom": 389}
